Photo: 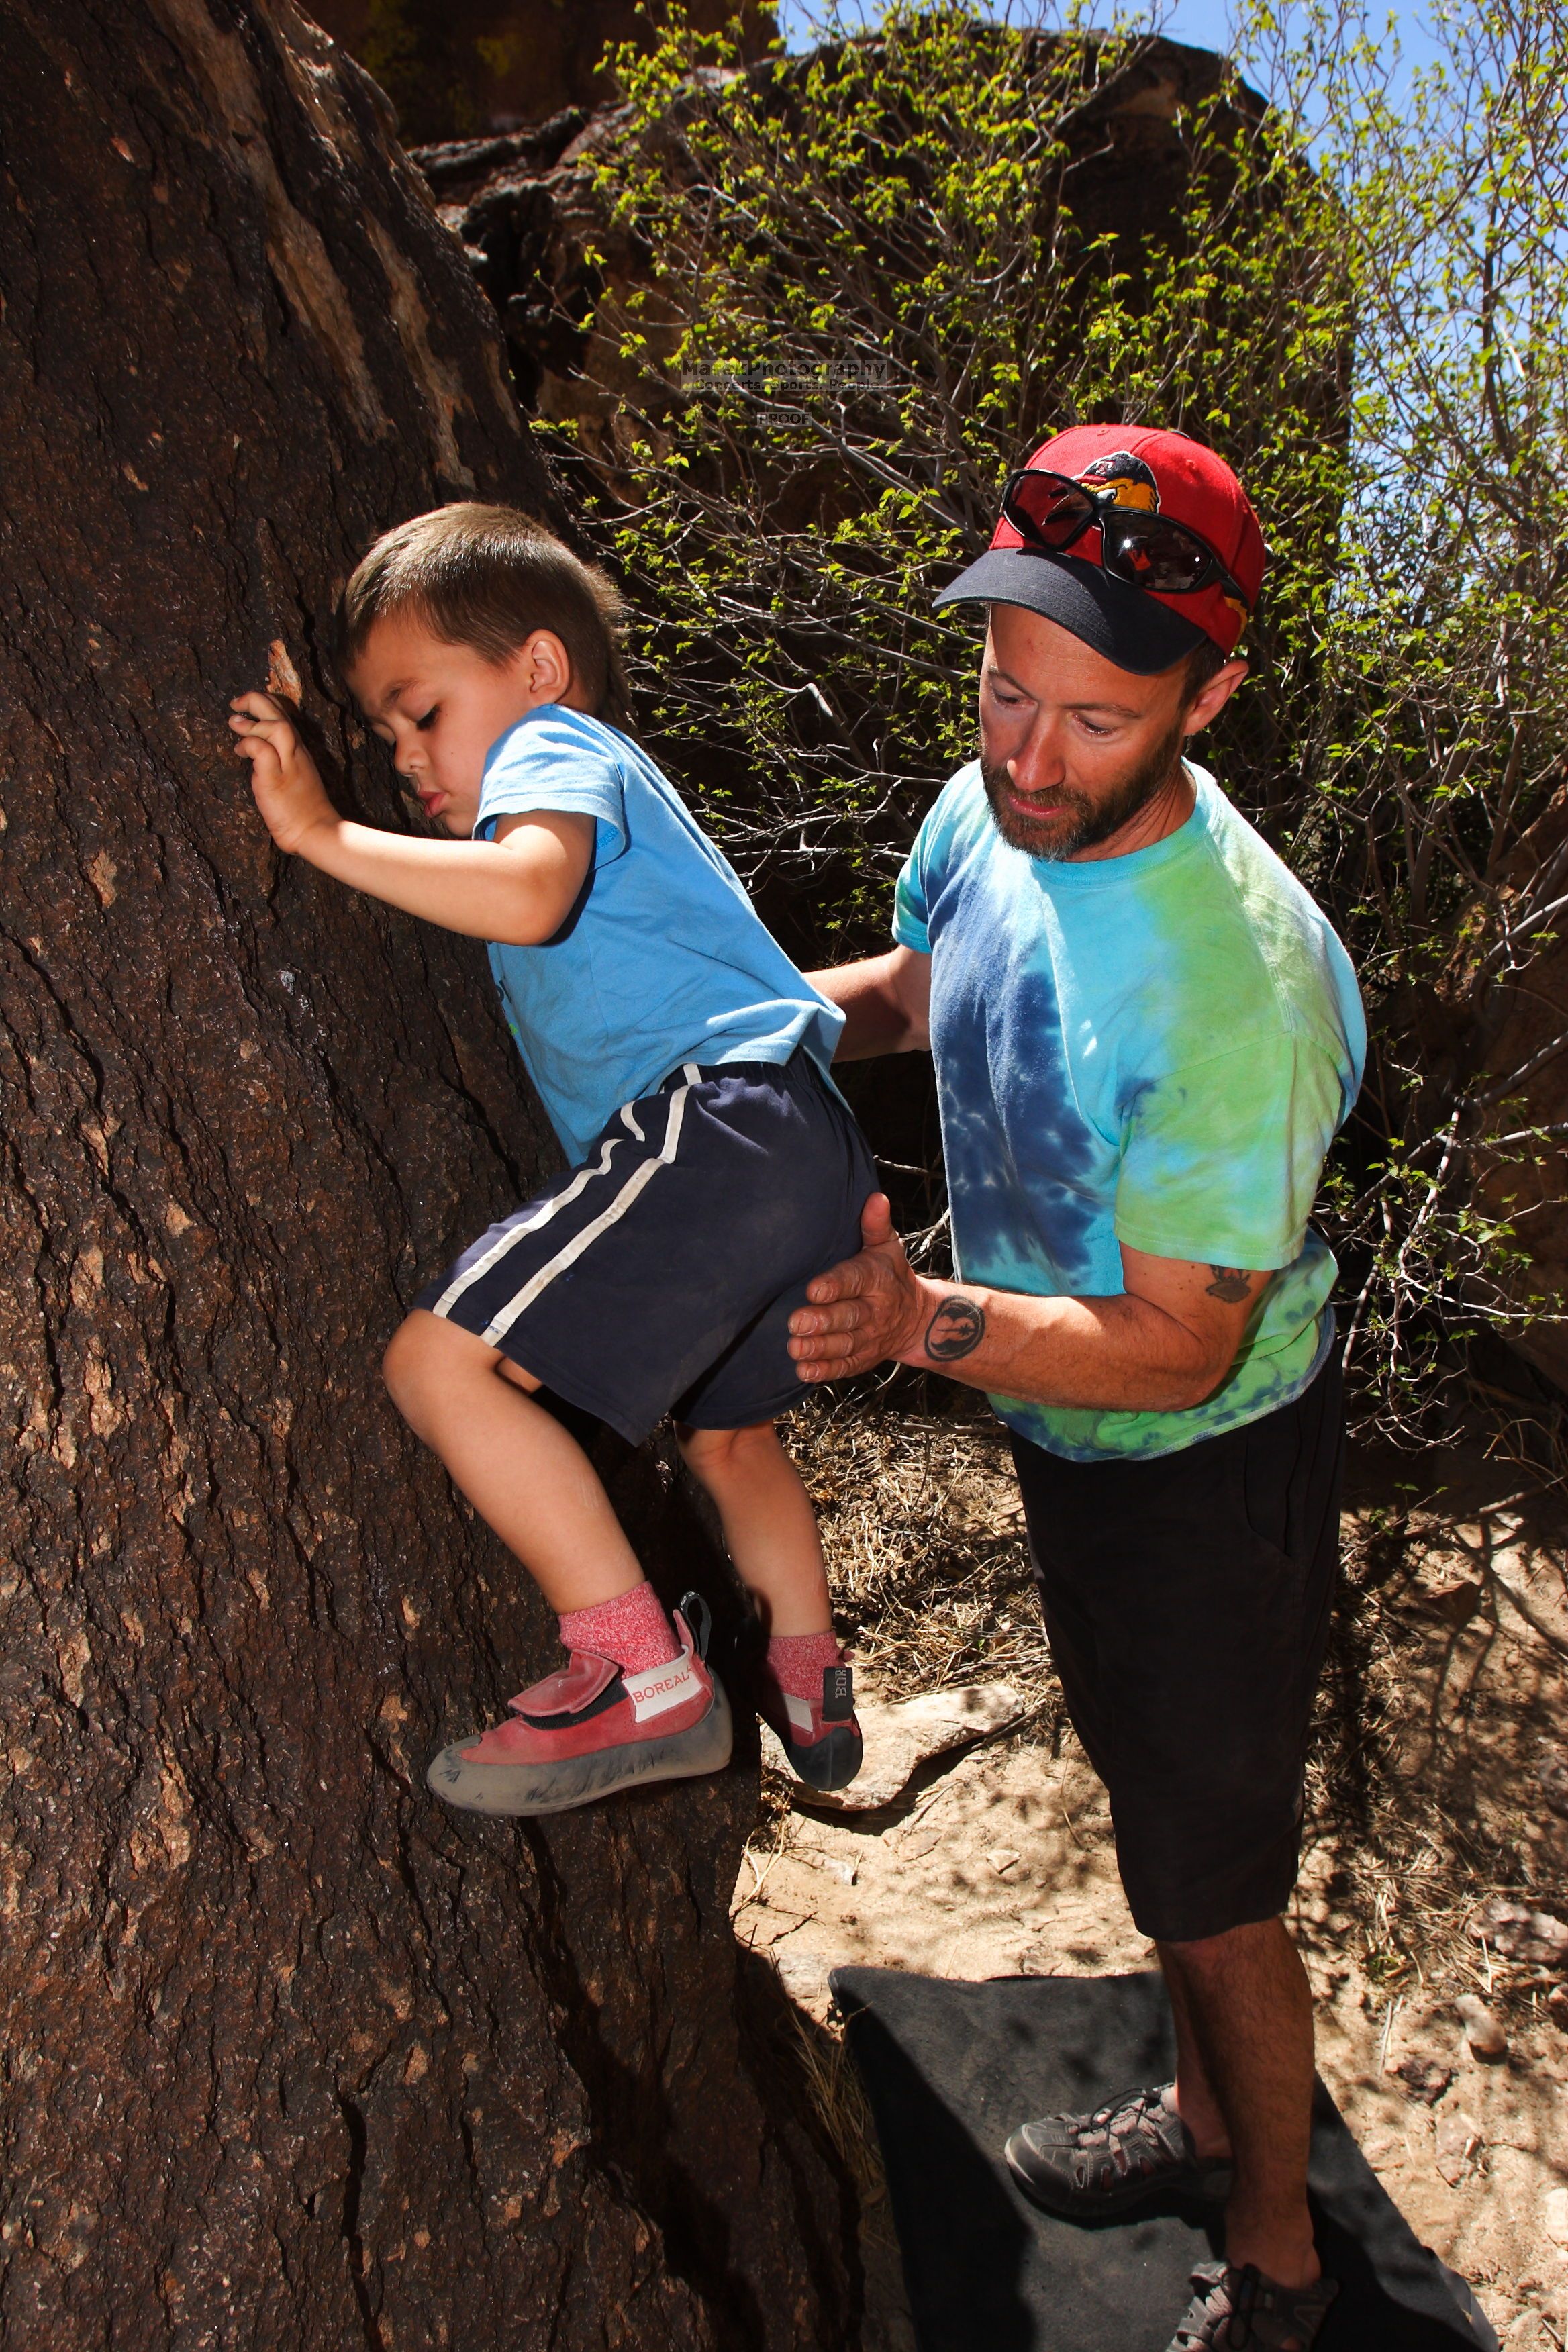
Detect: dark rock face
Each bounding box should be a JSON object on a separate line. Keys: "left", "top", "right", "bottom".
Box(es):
{"left": 307, "top": 0, "right": 778, "bottom": 144}
{"left": 413, "top": 98, "right": 634, "bottom": 420}
{"left": 0, "top": 2, "right": 848, "bottom": 2345}
{"left": 412, "top": 34, "right": 1268, "bottom": 436}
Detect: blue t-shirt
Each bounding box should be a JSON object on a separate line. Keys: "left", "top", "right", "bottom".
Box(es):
{"left": 475, "top": 707, "right": 843, "bottom": 1163}
{"left": 894, "top": 762, "right": 1366, "bottom": 1462}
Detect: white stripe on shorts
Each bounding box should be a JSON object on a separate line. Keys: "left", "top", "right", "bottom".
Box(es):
{"left": 427, "top": 1128, "right": 630, "bottom": 1321}
{"left": 478, "top": 1065, "right": 701, "bottom": 1347}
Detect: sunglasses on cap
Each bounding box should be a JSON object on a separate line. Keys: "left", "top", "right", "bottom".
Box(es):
{"left": 1000, "top": 467, "right": 1251, "bottom": 614}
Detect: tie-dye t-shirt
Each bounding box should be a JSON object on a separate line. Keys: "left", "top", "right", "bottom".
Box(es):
{"left": 893, "top": 761, "right": 1365, "bottom": 1462}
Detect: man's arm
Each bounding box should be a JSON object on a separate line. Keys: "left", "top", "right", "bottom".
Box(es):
{"left": 807, "top": 946, "right": 931, "bottom": 1061}
{"left": 230, "top": 691, "right": 593, "bottom": 946}
{"left": 787, "top": 1195, "right": 1271, "bottom": 1410}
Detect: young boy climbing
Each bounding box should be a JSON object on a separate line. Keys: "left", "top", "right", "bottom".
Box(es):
{"left": 230, "top": 503, "right": 872, "bottom": 1812}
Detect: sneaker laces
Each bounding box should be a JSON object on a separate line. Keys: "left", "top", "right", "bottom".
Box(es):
{"left": 1175, "top": 2263, "right": 1334, "bottom": 2352}
{"left": 1073, "top": 2084, "right": 1185, "bottom": 2176}
{"left": 1225, "top": 2267, "right": 1259, "bottom": 2349}
{"left": 1082, "top": 2083, "right": 1167, "bottom": 2140}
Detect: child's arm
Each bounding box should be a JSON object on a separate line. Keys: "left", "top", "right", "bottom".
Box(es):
{"left": 229, "top": 691, "right": 592, "bottom": 946}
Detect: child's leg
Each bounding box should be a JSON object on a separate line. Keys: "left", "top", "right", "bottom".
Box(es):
{"left": 675, "top": 1418, "right": 830, "bottom": 1634}
{"left": 679, "top": 1418, "right": 859, "bottom": 1791}
{"left": 392, "top": 1311, "right": 731, "bottom": 1818}
{"left": 385, "top": 1308, "right": 658, "bottom": 1626}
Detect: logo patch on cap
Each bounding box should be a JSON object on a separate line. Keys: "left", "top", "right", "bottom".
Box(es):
{"left": 1075, "top": 450, "right": 1160, "bottom": 513}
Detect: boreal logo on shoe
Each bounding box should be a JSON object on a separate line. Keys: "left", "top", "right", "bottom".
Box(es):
{"left": 625, "top": 1655, "right": 703, "bottom": 1722}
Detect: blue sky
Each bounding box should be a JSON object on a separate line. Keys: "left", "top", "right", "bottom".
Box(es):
{"left": 772, "top": 2, "right": 1444, "bottom": 84}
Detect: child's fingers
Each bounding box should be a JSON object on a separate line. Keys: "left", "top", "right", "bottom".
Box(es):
{"left": 230, "top": 689, "right": 289, "bottom": 722}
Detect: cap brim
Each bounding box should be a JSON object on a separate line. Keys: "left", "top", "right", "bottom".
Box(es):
{"left": 933, "top": 548, "right": 1206, "bottom": 676}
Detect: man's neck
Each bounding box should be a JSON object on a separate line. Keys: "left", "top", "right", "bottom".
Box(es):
{"left": 1068, "top": 760, "right": 1195, "bottom": 865}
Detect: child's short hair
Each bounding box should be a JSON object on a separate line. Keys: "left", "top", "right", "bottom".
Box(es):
{"left": 340, "top": 503, "right": 630, "bottom": 726}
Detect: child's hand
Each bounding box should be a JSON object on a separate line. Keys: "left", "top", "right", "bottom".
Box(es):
{"left": 229, "top": 691, "right": 336, "bottom": 856}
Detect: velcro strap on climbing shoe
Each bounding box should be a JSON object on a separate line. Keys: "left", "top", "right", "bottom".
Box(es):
{"left": 509, "top": 1651, "right": 621, "bottom": 1723}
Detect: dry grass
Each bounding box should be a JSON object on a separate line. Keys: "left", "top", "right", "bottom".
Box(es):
{"left": 782, "top": 1385, "right": 1055, "bottom": 1698}
{"left": 784, "top": 2003, "right": 891, "bottom": 2216}
{"left": 780, "top": 1389, "right": 1568, "bottom": 2009}
{"left": 1303, "top": 1491, "right": 1568, "bottom": 2012}
{"left": 740, "top": 1763, "right": 798, "bottom": 1862}
{"left": 777, "top": 2000, "right": 912, "bottom": 2349}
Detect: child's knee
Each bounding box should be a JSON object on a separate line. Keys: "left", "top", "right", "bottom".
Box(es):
{"left": 677, "top": 1418, "right": 779, "bottom": 1486}
{"left": 383, "top": 1309, "right": 452, "bottom": 1423}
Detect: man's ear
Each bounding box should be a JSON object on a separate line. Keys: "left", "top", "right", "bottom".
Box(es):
{"left": 1181, "top": 657, "right": 1248, "bottom": 737}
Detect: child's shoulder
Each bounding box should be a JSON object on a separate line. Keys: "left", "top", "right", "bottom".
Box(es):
{"left": 478, "top": 706, "right": 693, "bottom": 857}
{"left": 488, "top": 703, "right": 628, "bottom": 778}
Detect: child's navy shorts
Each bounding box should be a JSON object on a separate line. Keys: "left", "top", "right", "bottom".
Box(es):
{"left": 415, "top": 1050, "right": 877, "bottom": 1445}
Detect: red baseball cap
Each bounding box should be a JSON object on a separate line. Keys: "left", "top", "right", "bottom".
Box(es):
{"left": 934, "top": 424, "right": 1267, "bottom": 674}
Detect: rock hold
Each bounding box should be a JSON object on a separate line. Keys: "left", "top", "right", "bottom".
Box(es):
{"left": 1434, "top": 2109, "right": 1486, "bottom": 2184}
{"left": 1395, "top": 2056, "right": 1454, "bottom": 2105}
{"left": 1469, "top": 1895, "right": 1568, "bottom": 1965}
{"left": 1455, "top": 1994, "right": 1510, "bottom": 2062}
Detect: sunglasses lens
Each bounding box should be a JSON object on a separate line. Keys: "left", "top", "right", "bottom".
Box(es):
{"left": 999, "top": 471, "right": 1247, "bottom": 611}
{"left": 1101, "top": 513, "right": 1215, "bottom": 593}
{"left": 1006, "top": 471, "right": 1096, "bottom": 548}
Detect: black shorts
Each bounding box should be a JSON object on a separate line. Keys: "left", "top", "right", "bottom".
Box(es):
{"left": 1012, "top": 1348, "right": 1344, "bottom": 1945}
{"left": 415, "top": 1050, "right": 877, "bottom": 1447}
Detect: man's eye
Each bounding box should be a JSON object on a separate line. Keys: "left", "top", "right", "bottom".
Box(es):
{"left": 414, "top": 707, "right": 438, "bottom": 732}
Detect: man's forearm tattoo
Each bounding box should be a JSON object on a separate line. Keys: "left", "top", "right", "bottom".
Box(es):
{"left": 924, "top": 1294, "right": 985, "bottom": 1361}
{"left": 1205, "top": 1266, "right": 1252, "bottom": 1304}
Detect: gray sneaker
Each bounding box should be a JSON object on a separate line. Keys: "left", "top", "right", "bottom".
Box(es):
{"left": 1004, "top": 2081, "right": 1233, "bottom": 2216}
{"left": 1168, "top": 2261, "right": 1338, "bottom": 2351}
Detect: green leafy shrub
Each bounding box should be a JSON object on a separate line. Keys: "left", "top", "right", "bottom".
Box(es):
{"left": 546, "top": 0, "right": 1568, "bottom": 1441}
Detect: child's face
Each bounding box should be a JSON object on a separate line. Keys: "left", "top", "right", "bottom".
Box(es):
{"left": 349, "top": 613, "right": 566, "bottom": 835}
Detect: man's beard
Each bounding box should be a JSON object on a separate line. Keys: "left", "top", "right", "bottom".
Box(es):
{"left": 981, "top": 714, "right": 1188, "bottom": 859}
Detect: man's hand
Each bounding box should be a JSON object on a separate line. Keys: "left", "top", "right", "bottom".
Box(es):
{"left": 789, "top": 1202, "right": 1271, "bottom": 1408}
{"left": 229, "top": 690, "right": 336, "bottom": 856}
{"left": 788, "top": 1193, "right": 932, "bottom": 1381}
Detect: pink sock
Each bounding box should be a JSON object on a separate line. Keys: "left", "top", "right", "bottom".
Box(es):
{"left": 766, "top": 1630, "right": 842, "bottom": 1700}
{"left": 559, "top": 1581, "right": 679, "bottom": 1672}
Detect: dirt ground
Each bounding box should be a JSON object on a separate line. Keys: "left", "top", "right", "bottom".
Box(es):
{"left": 739, "top": 1400, "right": 1568, "bottom": 2351}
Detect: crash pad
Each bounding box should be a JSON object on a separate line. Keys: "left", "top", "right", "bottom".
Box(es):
{"left": 831, "top": 1966, "right": 1498, "bottom": 2352}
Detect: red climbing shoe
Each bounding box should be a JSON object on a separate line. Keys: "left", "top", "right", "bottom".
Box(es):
{"left": 426, "top": 1601, "right": 732, "bottom": 1818}
{"left": 757, "top": 1660, "right": 863, "bottom": 1792}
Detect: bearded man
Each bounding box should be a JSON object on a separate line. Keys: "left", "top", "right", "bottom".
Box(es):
{"left": 789, "top": 426, "right": 1365, "bottom": 2352}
